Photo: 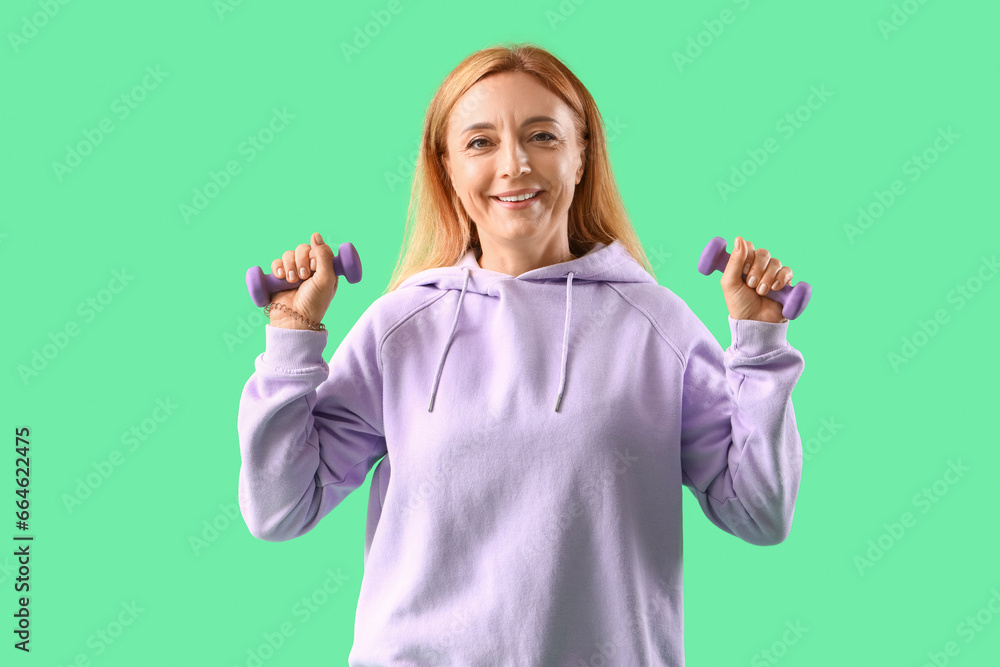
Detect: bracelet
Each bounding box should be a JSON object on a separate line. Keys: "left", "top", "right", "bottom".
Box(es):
{"left": 264, "top": 301, "right": 327, "bottom": 331}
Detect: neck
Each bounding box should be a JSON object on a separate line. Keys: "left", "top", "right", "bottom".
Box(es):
{"left": 475, "top": 242, "right": 576, "bottom": 276}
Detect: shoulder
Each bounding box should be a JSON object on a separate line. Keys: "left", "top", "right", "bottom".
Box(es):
{"left": 357, "top": 285, "right": 448, "bottom": 340}
{"left": 606, "top": 282, "right": 719, "bottom": 364}
{"left": 332, "top": 287, "right": 446, "bottom": 373}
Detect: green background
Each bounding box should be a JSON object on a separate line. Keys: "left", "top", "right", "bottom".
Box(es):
{"left": 4, "top": 0, "right": 998, "bottom": 664}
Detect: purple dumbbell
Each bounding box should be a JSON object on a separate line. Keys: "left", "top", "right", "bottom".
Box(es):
{"left": 697, "top": 236, "right": 812, "bottom": 320}
{"left": 246, "top": 241, "right": 363, "bottom": 307}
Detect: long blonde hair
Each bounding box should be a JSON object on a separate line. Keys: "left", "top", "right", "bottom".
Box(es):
{"left": 384, "top": 41, "right": 655, "bottom": 294}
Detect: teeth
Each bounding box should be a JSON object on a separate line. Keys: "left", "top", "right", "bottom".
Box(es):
{"left": 497, "top": 192, "right": 539, "bottom": 202}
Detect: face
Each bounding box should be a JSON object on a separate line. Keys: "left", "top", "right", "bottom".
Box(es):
{"left": 441, "top": 71, "right": 585, "bottom": 252}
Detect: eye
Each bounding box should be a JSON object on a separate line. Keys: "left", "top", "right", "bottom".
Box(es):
{"left": 466, "top": 132, "right": 557, "bottom": 150}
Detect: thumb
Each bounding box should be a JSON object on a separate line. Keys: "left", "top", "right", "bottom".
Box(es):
{"left": 310, "top": 232, "right": 335, "bottom": 277}
{"left": 721, "top": 236, "right": 747, "bottom": 289}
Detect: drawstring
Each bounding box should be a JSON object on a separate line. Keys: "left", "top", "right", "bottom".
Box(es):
{"left": 427, "top": 268, "right": 575, "bottom": 413}
{"left": 554, "top": 272, "right": 573, "bottom": 412}
{"left": 428, "top": 268, "right": 471, "bottom": 412}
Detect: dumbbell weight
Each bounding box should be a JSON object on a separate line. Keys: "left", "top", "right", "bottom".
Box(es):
{"left": 697, "top": 236, "right": 811, "bottom": 320}
{"left": 246, "top": 241, "right": 362, "bottom": 307}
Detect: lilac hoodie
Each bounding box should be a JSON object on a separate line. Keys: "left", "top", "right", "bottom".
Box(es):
{"left": 237, "top": 239, "right": 806, "bottom": 666}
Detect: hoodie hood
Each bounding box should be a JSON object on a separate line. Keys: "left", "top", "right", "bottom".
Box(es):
{"left": 397, "top": 240, "right": 657, "bottom": 413}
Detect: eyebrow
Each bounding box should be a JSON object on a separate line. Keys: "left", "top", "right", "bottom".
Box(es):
{"left": 461, "top": 115, "right": 560, "bottom": 134}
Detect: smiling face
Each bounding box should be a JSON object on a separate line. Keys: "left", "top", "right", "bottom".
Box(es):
{"left": 441, "top": 71, "right": 585, "bottom": 266}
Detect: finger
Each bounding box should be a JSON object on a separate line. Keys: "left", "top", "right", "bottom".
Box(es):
{"left": 742, "top": 239, "right": 756, "bottom": 276}
{"left": 757, "top": 258, "right": 782, "bottom": 296}
{"left": 722, "top": 236, "right": 750, "bottom": 290}
{"left": 282, "top": 249, "right": 298, "bottom": 283}
{"left": 771, "top": 266, "right": 793, "bottom": 291}
{"left": 747, "top": 247, "right": 770, "bottom": 291}
{"left": 271, "top": 258, "right": 285, "bottom": 279}
{"left": 295, "top": 243, "right": 312, "bottom": 280}
{"left": 310, "top": 232, "right": 334, "bottom": 278}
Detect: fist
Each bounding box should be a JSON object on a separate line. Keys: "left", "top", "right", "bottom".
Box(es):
{"left": 721, "top": 236, "right": 793, "bottom": 323}
{"left": 268, "top": 232, "right": 339, "bottom": 328}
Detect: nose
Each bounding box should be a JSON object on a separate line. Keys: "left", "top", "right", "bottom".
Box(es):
{"left": 500, "top": 136, "right": 530, "bottom": 176}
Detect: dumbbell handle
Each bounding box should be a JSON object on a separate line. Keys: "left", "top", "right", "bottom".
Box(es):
{"left": 697, "top": 236, "right": 812, "bottom": 320}
{"left": 246, "top": 241, "right": 362, "bottom": 307}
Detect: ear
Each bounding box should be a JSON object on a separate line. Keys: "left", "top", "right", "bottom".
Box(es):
{"left": 575, "top": 150, "right": 585, "bottom": 184}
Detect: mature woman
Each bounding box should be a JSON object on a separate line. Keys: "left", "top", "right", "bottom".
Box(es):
{"left": 238, "top": 42, "right": 805, "bottom": 665}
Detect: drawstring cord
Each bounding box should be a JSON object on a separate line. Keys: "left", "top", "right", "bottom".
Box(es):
{"left": 427, "top": 268, "right": 575, "bottom": 413}
{"left": 554, "top": 272, "right": 574, "bottom": 412}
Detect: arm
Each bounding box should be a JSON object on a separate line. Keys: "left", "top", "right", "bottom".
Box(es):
{"left": 237, "top": 308, "right": 387, "bottom": 542}
{"left": 680, "top": 315, "right": 805, "bottom": 546}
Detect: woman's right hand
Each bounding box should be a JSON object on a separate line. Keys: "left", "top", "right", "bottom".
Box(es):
{"left": 267, "top": 232, "right": 339, "bottom": 330}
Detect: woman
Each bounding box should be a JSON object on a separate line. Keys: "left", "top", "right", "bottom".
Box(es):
{"left": 238, "top": 42, "right": 805, "bottom": 666}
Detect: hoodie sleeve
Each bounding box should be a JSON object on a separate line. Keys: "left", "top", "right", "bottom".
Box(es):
{"left": 679, "top": 314, "right": 805, "bottom": 546}
{"left": 237, "top": 308, "right": 387, "bottom": 542}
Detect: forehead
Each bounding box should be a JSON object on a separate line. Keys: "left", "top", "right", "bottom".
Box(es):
{"left": 448, "top": 71, "right": 568, "bottom": 129}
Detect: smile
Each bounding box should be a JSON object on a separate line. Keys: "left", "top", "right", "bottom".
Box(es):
{"left": 496, "top": 192, "right": 540, "bottom": 202}
{"left": 492, "top": 191, "right": 543, "bottom": 209}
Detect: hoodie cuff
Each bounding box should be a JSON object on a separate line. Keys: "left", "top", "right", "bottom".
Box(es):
{"left": 728, "top": 315, "right": 790, "bottom": 357}
{"left": 261, "top": 324, "right": 329, "bottom": 372}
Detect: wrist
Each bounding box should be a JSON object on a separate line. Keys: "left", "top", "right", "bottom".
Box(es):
{"left": 732, "top": 312, "right": 788, "bottom": 324}
{"left": 264, "top": 302, "right": 327, "bottom": 331}
{"left": 267, "top": 316, "right": 316, "bottom": 331}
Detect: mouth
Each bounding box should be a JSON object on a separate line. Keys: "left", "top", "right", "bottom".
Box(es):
{"left": 492, "top": 190, "right": 543, "bottom": 208}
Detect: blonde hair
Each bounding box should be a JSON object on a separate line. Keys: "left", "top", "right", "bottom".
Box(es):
{"left": 384, "top": 41, "right": 655, "bottom": 294}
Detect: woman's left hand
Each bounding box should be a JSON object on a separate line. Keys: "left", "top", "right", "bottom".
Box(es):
{"left": 721, "top": 236, "right": 794, "bottom": 323}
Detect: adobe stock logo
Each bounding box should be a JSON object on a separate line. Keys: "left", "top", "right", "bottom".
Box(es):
{"left": 339, "top": 0, "right": 409, "bottom": 64}
{"left": 672, "top": 0, "right": 757, "bottom": 73}
{"left": 844, "top": 126, "right": 959, "bottom": 244}
{"left": 222, "top": 308, "right": 269, "bottom": 352}
{"left": 878, "top": 0, "right": 933, "bottom": 40}
{"left": 920, "top": 588, "right": 1000, "bottom": 667}
{"left": 62, "top": 398, "right": 179, "bottom": 514}
{"left": 717, "top": 85, "right": 833, "bottom": 202}
{"left": 51, "top": 66, "right": 169, "bottom": 182}
{"left": 803, "top": 417, "right": 843, "bottom": 462}
{"left": 853, "top": 459, "right": 969, "bottom": 576}
{"left": 178, "top": 107, "right": 294, "bottom": 224}
{"left": 8, "top": 0, "right": 72, "bottom": 54}
{"left": 18, "top": 268, "right": 134, "bottom": 386}
{"left": 189, "top": 501, "right": 240, "bottom": 556}
{"left": 887, "top": 255, "right": 997, "bottom": 372}
{"left": 55, "top": 600, "right": 145, "bottom": 666}
{"left": 231, "top": 568, "right": 350, "bottom": 667}
{"left": 214, "top": 0, "right": 248, "bottom": 20}
{"left": 545, "top": 0, "right": 589, "bottom": 31}
{"left": 750, "top": 620, "right": 808, "bottom": 667}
